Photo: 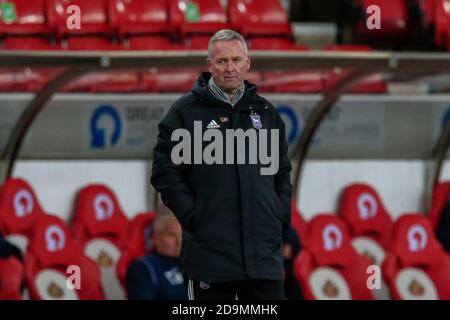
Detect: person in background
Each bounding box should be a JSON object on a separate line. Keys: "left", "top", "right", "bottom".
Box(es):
{"left": 126, "top": 212, "right": 187, "bottom": 300}
{"left": 436, "top": 197, "right": 450, "bottom": 252}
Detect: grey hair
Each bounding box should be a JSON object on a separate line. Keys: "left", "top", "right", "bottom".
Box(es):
{"left": 208, "top": 29, "right": 248, "bottom": 57}
{"left": 153, "top": 210, "right": 178, "bottom": 234}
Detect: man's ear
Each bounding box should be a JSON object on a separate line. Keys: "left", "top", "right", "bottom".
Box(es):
{"left": 247, "top": 56, "right": 251, "bottom": 71}
{"left": 207, "top": 58, "right": 212, "bottom": 72}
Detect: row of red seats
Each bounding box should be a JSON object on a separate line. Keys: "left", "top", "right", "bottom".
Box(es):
{"left": 0, "top": 47, "right": 388, "bottom": 94}
{"left": 350, "top": 0, "right": 450, "bottom": 51}
{"left": 291, "top": 182, "right": 450, "bottom": 300}
{"left": 0, "top": 0, "right": 300, "bottom": 51}
{"left": 0, "top": 178, "right": 156, "bottom": 299}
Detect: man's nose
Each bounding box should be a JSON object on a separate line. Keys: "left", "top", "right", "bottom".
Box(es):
{"left": 226, "top": 61, "right": 235, "bottom": 72}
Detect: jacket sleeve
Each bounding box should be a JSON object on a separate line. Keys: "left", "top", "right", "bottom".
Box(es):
{"left": 274, "top": 111, "right": 293, "bottom": 232}
{"left": 151, "top": 102, "right": 196, "bottom": 231}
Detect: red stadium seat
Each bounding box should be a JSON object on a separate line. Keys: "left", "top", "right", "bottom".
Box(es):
{"left": 109, "top": 0, "right": 170, "bottom": 37}
{"left": 0, "top": 0, "right": 56, "bottom": 50}
{"left": 170, "top": 0, "right": 229, "bottom": 45}
{"left": 428, "top": 181, "right": 450, "bottom": 229}
{"left": 0, "top": 256, "right": 24, "bottom": 300}
{"left": 293, "top": 214, "right": 374, "bottom": 300}
{"left": 228, "top": 0, "right": 292, "bottom": 37}
{"left": 0, "top": 0, "right": 49, "bottom": 34}
{"left": 62, "top": 71, "right": 144, "bottom": 93}
{"left": 249, "top": 38, "right": 307, "bottom": 51}
{"left": 47, "top": 0, "right": 119, "bottom": 50}
{"left": 382, "top": 214, "right": 450, "bottom": 299}
{"left": 25, "top": 214, "right": 104, "bottom": 300}
{"left": 322, "top": 46, "right": 387, "bottom": 93}
{"left": 260, "top": 70, "right": 323, "bottom": 93}
{"left": 0, "top": 178, "right": 46, "bottom": 253}
{"left": 355, "top": 0, "right": 409, "bottom": 38}
{"left": 339, "top": 183, "right": 393, "bottom": 255}
{"left": 338, "top": 183, "right": 393, "bottom": 299}
{"left": 435, "top": 0, "right": 450, "bottom": 50}
{"left": 116, "top": 211, "right": 156, "bottom": 287}
{"left": 127, "top": 35, "right": 180, "bottom": 50}
{"left": 142, "top": 68, "right": 200, "bottom": 92}
{"left": 71, "top": 184, "right": 129, "bottom": 299}
{"left": 109, "top": 0, "right": 177, "bottom": 50}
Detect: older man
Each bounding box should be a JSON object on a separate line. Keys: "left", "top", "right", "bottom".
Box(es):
{"left": 126, "top": 212, "right": 187, "bottom": 300}
{"left": 151, "top": 29, "right": 292, "bottom": 300}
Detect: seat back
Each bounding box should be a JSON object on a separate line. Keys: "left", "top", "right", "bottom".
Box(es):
{"left": 228, "top": 0, "right": 292, "bottom": 37}
{"left": 116, "top": 211, "right": 156, "bottom": 286}
{"left": 0, "top": 0, "right": 49, "bottom": 35}
{"left": 47, "top": 0, "right": 110, "bottom": 38}
{"left": 382, "top": 213, "right": 450, "bottom": 299}
{"left": 356, "top": 0, "right": 409, "bottom": 37}
{"left": 0, "top": 178, "right": 45, "bottom": 253}
{"left": 339, "top": 183, "right": 392, "bottom": 247}
{"left": 72, "top": 184, "right": 129, "bottom": 299}
{"left": 25, "top": 214, "right": 104, "bottom": 300}
{"left": 0, "top": 256, "right": 24, "bottom": 299}
{"left": 294, "top": 214, "right": 374, "bottom": 299}
{"left": 170, "top": 0, "right": 228, "bottom": 41}
{"left": 109, "top": 0, "right": 170, "bottom": 37}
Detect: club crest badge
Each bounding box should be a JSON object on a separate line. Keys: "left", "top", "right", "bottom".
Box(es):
{"left": 250, "top": 112, "right": 262, "bottom": 129}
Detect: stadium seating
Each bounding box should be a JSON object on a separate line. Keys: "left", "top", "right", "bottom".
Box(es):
{"left": 0, "top": 255, "right": 24, "bottom": 299}
{"left": 62, "top": 70, "right": 144, "bottom": 93}
{"left": 47, "top": 0, "right": 122, "bottom": 50}
{"left": 434, "top": 0, "right": 450, "bottom": 50}
{"left": 338, "top": 183, "right": 393, "bottom": 259}
{"left": 25, "top": 214, "right": 104, "bottom": 300}
{"left": 116, "top": 211, "right": 156, "bottom": 287}
{"left": 0, "top": 178, "right": 46, "bottom": 253}
{"left": 322, "top": 45, "right": 388, "bottom": 93}
{"left": 338, "top": 183, "right": 393, "bottom": 299}
{"left": 228, "top": 0, "right": 292, "bottom": 38}
{"left": 170, "top": 0, "right": 228, "bottom": 48}
{"left": 354, "top": 0, "right": 409, "bottom": 38}
{"left": 382, "top": 214, "right": 450, "bottom": 299}
{"left": 293, "top": 214, "right": 374, "bottom": 300}
{"left": 71, "top": 184, "right": 129, "bottom": 299}
{"left": 109, "top": 0, "right": 176, "bottom": 50}
{"left": 0, "top": 0, "right": 56, "bottom": 50}
{"left": 142, "top": 68, "right": 201, "bottom": 92}
{"left": 229, "top": 0, "right": 299, "bottom": 51}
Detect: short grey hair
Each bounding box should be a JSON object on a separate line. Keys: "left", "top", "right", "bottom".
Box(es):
{"left": 208, "top": 29, "right": 248, "bottom": 57}
{"left": 153, "top": 210, "right": 178, "bottom": 234}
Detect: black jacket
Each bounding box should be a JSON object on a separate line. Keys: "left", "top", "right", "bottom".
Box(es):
{"left": 151, "top": 72, "right": 292, "bottom": 283}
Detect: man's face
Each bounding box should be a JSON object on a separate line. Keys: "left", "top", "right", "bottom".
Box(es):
{"left": 153, "top": 219, "right": 182, "bottom": 258}
{"left": 207, "top": 39, "right": 250, "bottom": 94}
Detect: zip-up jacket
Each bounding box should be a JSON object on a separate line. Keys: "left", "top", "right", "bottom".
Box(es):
{"left": 151, "top": 72, "right": 292, "bottom": 283}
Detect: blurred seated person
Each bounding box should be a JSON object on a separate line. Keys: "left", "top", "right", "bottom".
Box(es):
{"left": 126, "top": 211, "right": 187, "bottom": 300}
{"left": 282, "top": 226, "right": 303, "bottom": 300}
{"left": 436, "top": 197, "right": 450, "bottom": 253}
{"left": 0, "top": 234, "right": 24, "bottom": 299}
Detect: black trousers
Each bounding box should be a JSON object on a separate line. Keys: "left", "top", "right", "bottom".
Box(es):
{"left": 187, "top": 279, "right": 286, "bottom": 300}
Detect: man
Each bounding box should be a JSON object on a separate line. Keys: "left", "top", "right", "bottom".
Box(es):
{"left": 151, "top": 29, "right": 292, "bottom": 300}
{"left": 126, "top": 212, "right": 187, "bottom": 300}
